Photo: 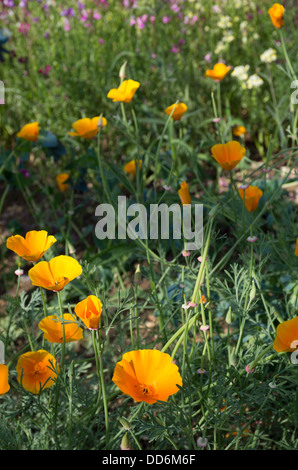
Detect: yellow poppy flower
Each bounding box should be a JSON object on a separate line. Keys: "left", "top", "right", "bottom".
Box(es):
{"left": 17, "top": 122, "right": 39, "bottom": 142}
{"left": 295, "top": 237, "right": 298, "bottom": 256}
{"left": 6, "top": 230, "right": 57, "bottom": 262}
{"left": 28, "top": 255, "right": 82, "bottom": 291}
{"left": 16, "top": 350, "right": 60, "bottom": 394}
{"left": 273, "top": 317, "right": 298, "bottom": 352}
{"left": 211, "top": 140, "right": 246, "bottom": 171}
{"left": 268, "top": 3, "right": 285, "bottom": 28}
{"left": 238, "top": 185, "right": 263, "bottom": 212}
{"left": 0, "top": 364, "right": 10, "bottom": 395}
{"left": 69, "top": 116, "right": 107, "bottom": 139}
{"left": 38, "top": 314, "right": 83, "bottom": 343}
{"left": 178, "top": 182, "right": 191, "bottom": 205}
{"left": 112, "top": 349, "right": 183, "bottom": 404}
{"left": 74, "top": 295, "right": 102, "bottom": 330}
{"left": 232, "top": 125, "right": 247, "bottom": 137}
{"left": 205, "top": 63, "right": 231, "bottom": 81}
{"left": 124, "top": 159, "right": 142, "bottom": 175}
{"left": 107, "top": 79, "right": 140, "bottom": 103}
{"left": 56, "top": 173, "right": 70, "bottom": 192}
{"left": 165, "top": 102, "right": 187, "bottom": 121}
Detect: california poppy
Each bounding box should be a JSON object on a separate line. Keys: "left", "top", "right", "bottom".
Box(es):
{"left": 112, "top": 349, "right": 183, "bottom": 404}
{"left": 16, "top": 349, "right": 59, "bottom": 394}
{"left": 6, "top": 230, "right": 57, "bottom": 262}
{"left": 232, "top": 125, "right": 247, "bottom": 137}
{"left": 69, "top": 116, "right": 107, "bottom": 139}
{"left": 74, "top": 295, "right": 102, "bottom": 330}
{"left": 178, "top": 182, "right": 191, "bottom": 205}
{"left": 273, "top": 317, "right": 298, "bottom": 352}
{"left": 124, "top": 159, "right": 142, "bottom": 176}
{"left": 0, "top": 364, "right": 10, "bottom": 395}
{"left": 211, "top": 141, "right": 246, "bottom": 171}
{"left": 165, "top": 102, "right": 187, "bottom": 121}
{"left": 238, "top": 185, "right": 263, "bottom": 212}
{"left": 205, "top": 63, "right": 231, "bottom": 81}
{"left": 268, "top": 3, "right": 285, "bottom": 28}
{"left": 38, "top": 314, "right": 83, "bottom": 343}
{"left": 56, "top": 173, "right": 70, "bottom": 192}
{"left": 17, "top": 122, "right": 39, "bottom": 142}
{"left": 295, "top": 237, "right": 298, "bottom": 256}
{"left": 28, "top": 255, "right": 82, "bottom": 291}
{"left": 107, "top": 79, "right": 140, "bottom": 103}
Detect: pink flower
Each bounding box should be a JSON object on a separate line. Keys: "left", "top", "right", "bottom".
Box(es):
{"left": 171, "top": 45, "right": 179, "bottom": 54}
{"left": 99, "top": 38, "right": 105, "bottom": 45}
{"left": 197, "top": 368, "right": 206, "bottom": 374}
{"left": 204, "top": 52, "right": 212, "bottom": 62}
{"left": 245, "top": 365, "right": 255, "bottom": 373}
{"left": 197, "top": 256, "right": 203, "bottom": 262}
{"left": 200, "top": 325, "right": 210, "bottom": 331}
{"left": 64, "top": 18, "right": 71, "bottom": 31}
{"left": 247, "top": 236, "right": 257, "bottom": 243}
{"left": 162, "top": 16, "right": 171, "bottom": 24}
{"left": 18, "top": 23, "right": 31, "bottom": 36}
{"left": 213, "top": 117, "right": 221, "bottom": 123}
{"left": 188, "top": 301, "right": 197, "bottom": 308}
{"left": 197, "top": 437, "right": 208, "bottom": 447}
{"left": 15, "top": 268, "right": 24, "bottom": 276}
{"left": 182, "top": 249, "right": 190, "bottom": 257}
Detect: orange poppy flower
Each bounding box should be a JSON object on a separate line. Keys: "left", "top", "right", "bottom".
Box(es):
{"left": 0, "top": 364, "right": 10, "bottom": 395}
{"left": 211, "top": 141, "right": 246, "bottom": 171}
{"left": 165, "top": 102, "right": 188, "bottom": 121}
{"left": 56, "top": 173, "right": 70, "bottom": 192}
{"left": 178, "top": 181, "right": 191, "bottom": 205}
{"left": 238, "top": 185, "right": 263, "bottom": 212}
{"left": 69, "top": 116, "right": 107, "bottom": 139}
{"left": 16, "top": 349, "right": 59, "bottom": 394}
{"left": 6, "top": 230, "right": 57, "bottom": 262}
{"left": 17, "top": 122, "right": 39, "bottom": 142}
{"left": 74, "top": 295, "right": 102, "bottom": 330}
{"left": 28, "top": 255, "right": 82, "bottom": 291}
{"left": 107, "top": 79, "right": 140, "bottom": 103}
{"left": 268, "top": 3, "right": 285, "bottom": 28}
{"left": 205, "top": 63, "right": 231, "bottom": 81}
{"left": 273, "top": 317, "right": 298, "bottom": 352}
{"left": 112, "top": 349, "right": 183, "bottom": 404}
{"left": 232, "top": 125, "right": 247, "bottom": 137}
{"left": 295, "top": 237, "right": 298, "bottom": 256}
{"left": 38, "top": 314, "right": 83, "bottom": 343}
{"left": 124, "top": 159, "right": 142, "bottom": 176}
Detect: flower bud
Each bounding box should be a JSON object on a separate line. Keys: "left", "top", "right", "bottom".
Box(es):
{"left": 118, "top": 417, "right": 131, "bottom": 430}
{"left": 134, "top": 264, "right": 142, "bottom": 284}
{"left": 120, "top": 432, "right": 130, "bottom": 450}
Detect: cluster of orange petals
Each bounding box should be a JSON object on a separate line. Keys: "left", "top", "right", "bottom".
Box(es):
{"left": 74, "top": 295, "right": 102, "bottom": 330}
{"left": 124, "top": 159, "right": 142, "bottom": 175}
{"left": 268, "top": 3, "right": 285, "bottom": 29}
{"left": 16, "top": 350, "right": 59, "bottom": 395}
{"left": 39, "top": 314, "right": 83, "bottom": 343}
{"left": 273, "top": 317, "right": 298, "bottom": 353}
{"left": 211, "top": 140, "right": 246, "bottom": 171}
{"left": 69, "top": 116, "right": 107, "bottom": 139}
{"left": 107, "top": 79, "right": 140, "bottom": 103}
{"left": 232, "top": 125, "right": 247, "bottom": 137}
{"left": 28, "top": 255, "right": 82, "bottom": 292}
{"left": 165, "top": 102, "right": 188, "bottom": 121}
{"left": 238, "top": 185, "right": 263, "bottom": 212}
{"left": 112, "top": 349, "right": 182, "bottom": 404}
{"left": 178, "top": 181, "right": 191, "bottom": 205}
{"left": 6, "top": 230, "right": 56, "bottom": 262}
{"left": 17, "top": 122, "right": 40, "bottom": 142}
{"left": 205, "top": 63, "right": 231, "bottom": 81}
{"left": 56, "top": 173, "right": 70, "bottom": 192}
{"left": 0, "top": 364, "right": 10, "bottom": 395}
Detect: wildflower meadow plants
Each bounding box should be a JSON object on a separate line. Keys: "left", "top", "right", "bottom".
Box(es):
{"left": 0, "top": 0, "right": 297, "bottom": 453}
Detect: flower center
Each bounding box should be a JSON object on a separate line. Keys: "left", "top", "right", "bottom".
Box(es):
{"left": 34, "top": 362, "right": 46, "bottom": 376}
{"left": 138, "top": 383, "right": 155, "bottom": 397}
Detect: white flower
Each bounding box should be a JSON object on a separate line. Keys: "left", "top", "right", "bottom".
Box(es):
{"left": 222, "top": 30, "right": 235, "bottom": 42}
{"left": 231, "top": 65, "right": 250, "bottom": 81}
{"left": 260, "top": 48, "right": 277, "bottom": 63}
{"left": 217, "top": 15, "right": 232, "bottom": 29}
{"left": 215, "top": 41, "right": 226, "bottom": 54}
{"left": 247, "top": 74, "right": 264, "bottom": 89}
